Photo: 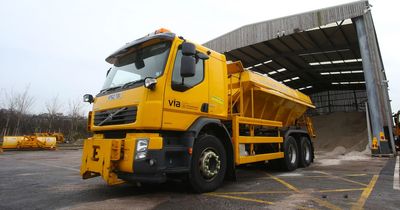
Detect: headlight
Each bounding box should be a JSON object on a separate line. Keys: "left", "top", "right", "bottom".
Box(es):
{"left": 135, "top": 139, "right": 149, "bottom": 160}
{"left": 136, "top": 139, "right": 148, "bottom": 152}
{"left": 136, "top": 152, "right": 147, "bottom": 160}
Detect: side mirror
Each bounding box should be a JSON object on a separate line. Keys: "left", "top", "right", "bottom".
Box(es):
{"left": 83, "top": 94, "right": 94, "bottom": 104}
{"left": 181, "top": 42, "right": 196, "bottom": 56}
{"left": 181, "top": 55, "right": 196, "bottom": 77}
{"left": 144, "top": 77, "right": 157, "bottom": 90}
{"left": 180, "top": 42, "right": 196, "bottom": 78}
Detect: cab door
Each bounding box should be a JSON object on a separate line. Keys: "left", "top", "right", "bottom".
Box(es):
{"left": 162, "top": 44, "right": 209, "bottom": 131}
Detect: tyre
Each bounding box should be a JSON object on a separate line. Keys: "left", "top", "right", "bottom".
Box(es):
{"left": 280, "top": 136, "right": 299, "bottom": 171}
{"left": 298, "top": 136, "right": 312, "bottom": 168}
{"left": 189, "top": 134, "right": 227, "bottom": 193}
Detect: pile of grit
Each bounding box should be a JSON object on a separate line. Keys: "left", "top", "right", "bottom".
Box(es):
{"left": 311, "top": 111, "right": 370, "bottom": 155}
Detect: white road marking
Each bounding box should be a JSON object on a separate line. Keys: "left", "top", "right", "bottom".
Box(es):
{"left": 17, "top": 172, "right": 43, "bottom": 176}
{"left": 20, "top": 160, "right": 80, "bottom": 172}
{"left": 277, "top": 173, "right": 303, "bottom": 177}
{"left": 0, "top": 155, "right": 80, "bottom": 172}
{"left": 394, "top": 156, "right": 400, "bottom": 190}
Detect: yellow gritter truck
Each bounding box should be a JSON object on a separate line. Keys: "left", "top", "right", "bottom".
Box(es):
{"left": 80, "top": 28, "right": 316, "bottom": 192}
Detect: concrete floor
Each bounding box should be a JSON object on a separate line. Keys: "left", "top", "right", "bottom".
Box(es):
{"left": 0, "top": 149, "right": 398, "bottom": 210}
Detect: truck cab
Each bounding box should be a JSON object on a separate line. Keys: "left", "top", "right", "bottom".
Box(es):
{"left": 88, "top": 30, "right": 226, "bottom": 132}
{"left": 81, "top": 29, "right": 230, "bottom": 189}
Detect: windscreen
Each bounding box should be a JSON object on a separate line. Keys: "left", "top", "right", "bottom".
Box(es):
{"left": 101, "top": 41, "right": 171, "bottom": 91}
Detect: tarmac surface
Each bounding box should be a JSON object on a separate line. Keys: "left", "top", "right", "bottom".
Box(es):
{"left": 0, "top": 149, "right": 398, "bottom": 210}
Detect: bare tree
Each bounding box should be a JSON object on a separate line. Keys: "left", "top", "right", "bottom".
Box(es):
{"left": 1, "top": 88, "right": 19, "bottom": 136}
{"left": 14, "top": 85, "right": 35, "bottom": 135}
{"left": 67, "top": 98, "right": 84, "bottom": 141}
{"left": 0, "top": 88, "right": 5, "bottom": 109}
{"left": 1, "top": 89, "right": 89, "bottom": 140}
{"left": 68, "top": 98, "right": 84, "bottom": 118}
{"left": 45, "top": 95, "right": 62, "bottom": 116}
{"left": 4, "top": 89, "right": 18, "bottom": 112}
{"left": 45, "top": 95, "right": 63, "bottom": 131}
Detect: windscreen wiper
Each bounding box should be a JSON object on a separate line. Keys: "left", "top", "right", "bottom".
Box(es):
{"left": 100, "top": 85, "right": 122, "bottom": 94}
{"left": 121, "top": 79, "right": 145, "bottom": 89}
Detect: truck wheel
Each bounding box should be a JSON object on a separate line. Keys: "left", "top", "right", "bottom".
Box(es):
{"left": 298, "top": 137, "right": 312, "bottom": 168}
{"left": 281, "top": 136, "right": 298, "bottom": 171}
{"left": 189, "top": 134, "right": 226, "bottom": 193}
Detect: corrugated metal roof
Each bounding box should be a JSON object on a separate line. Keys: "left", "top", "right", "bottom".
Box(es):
{"left": 203, "top": 1, "right": 370, "bottom": 94}
{"left": 204, "top": 1, "right": 368, "bottom": 53}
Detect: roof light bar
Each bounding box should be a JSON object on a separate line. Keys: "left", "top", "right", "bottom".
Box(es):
{"left": 249, "top": 60, "right": 273, "bottom": 69}
{"left": 309, "top": 58, "right": 362, "bottom": 66}
{"left": 320, "top": 70, "right": 364, "bottom": 75}
{"left": 331, "top": 81, "right": 365, "bottom": 85}
{"left": 298, "top": 85, "right": 313, "bottom": 91}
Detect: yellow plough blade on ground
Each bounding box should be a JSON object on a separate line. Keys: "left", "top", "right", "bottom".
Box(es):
{"left": 34, "top": 132, "right": 65, "bottom": 143}
{"left": 2, "top": 136, "right": 57, "bottom": 150}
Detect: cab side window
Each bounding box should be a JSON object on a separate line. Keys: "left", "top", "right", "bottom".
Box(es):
{"left": 171, "top": 50, "right": 204, "bottom": 91}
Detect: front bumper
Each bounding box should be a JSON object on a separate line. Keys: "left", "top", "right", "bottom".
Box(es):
{"left": 80, "top": 133, "right": 163, "bottom": 185}
{"left": 80, "top": 133, "right": 191, "bottom": 185}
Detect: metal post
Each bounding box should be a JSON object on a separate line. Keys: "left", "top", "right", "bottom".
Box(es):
{"left": 354, "top": 16, "right": 391, "bottom": 154}
{"left": 327, "top": 91, "right": 331, "bottom": 113}
{"left": 367, "top": 12, "right": 397, "bottom": 155}
{"left": 353, "top": 90, "right": 359, "bottom": 111}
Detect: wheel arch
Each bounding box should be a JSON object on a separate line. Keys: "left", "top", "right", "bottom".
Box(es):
{"left": 187, "top": 117, "right": 236, "bottom": 181}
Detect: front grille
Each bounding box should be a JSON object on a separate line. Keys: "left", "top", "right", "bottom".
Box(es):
{"left": 94, "top": 106, "right": 137, "bottom": 126}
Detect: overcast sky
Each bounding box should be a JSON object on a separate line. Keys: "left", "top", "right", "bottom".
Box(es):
{"left": 0, "top": 0, "right": 399, "bottom": 114}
